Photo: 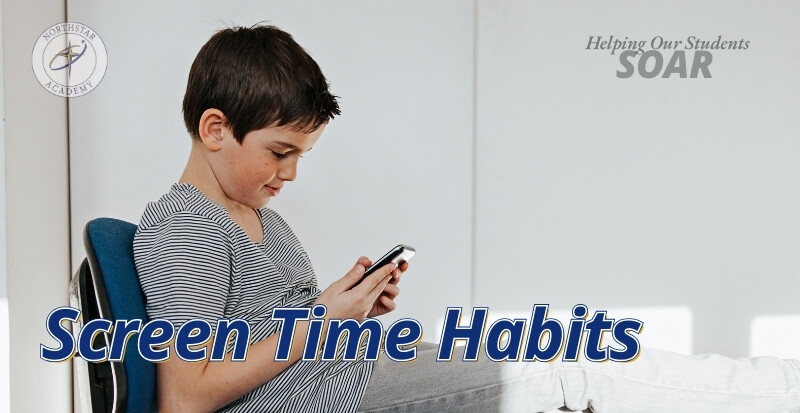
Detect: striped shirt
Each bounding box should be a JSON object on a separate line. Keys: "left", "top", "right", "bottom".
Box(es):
{"left": 133, "top": 183, "right": 374, "bottom": 412}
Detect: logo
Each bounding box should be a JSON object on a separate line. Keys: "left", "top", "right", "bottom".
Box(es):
{"left": 32, "top": 22, "right": 107, "bottom": 97}
{"left": 585, "top": 35, "right": 750, "bottom": 79}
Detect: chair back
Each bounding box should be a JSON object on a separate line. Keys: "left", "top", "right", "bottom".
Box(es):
{"left": 72, "top": 217, "right": 157, "bottom": 413}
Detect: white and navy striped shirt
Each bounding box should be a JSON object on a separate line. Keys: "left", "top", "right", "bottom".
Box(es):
{"left": 133, "top": 183, "right": 374, "bottom": 412}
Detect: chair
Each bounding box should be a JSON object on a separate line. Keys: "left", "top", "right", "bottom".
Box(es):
{"left": 69, "top": 218, "right": 158, "bottom": 413}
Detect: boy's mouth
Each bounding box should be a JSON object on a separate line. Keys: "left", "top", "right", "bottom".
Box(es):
{"left": 265, "top": 185, "right": 281, "bottom": 196}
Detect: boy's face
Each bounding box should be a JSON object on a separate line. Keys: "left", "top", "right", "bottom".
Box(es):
{"left": 211, "top": 122, "right": 324, "bottom": 209}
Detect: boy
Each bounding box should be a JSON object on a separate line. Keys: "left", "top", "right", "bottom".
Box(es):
{"left": 134, "top": 25, "right": 403, "bottom": 412}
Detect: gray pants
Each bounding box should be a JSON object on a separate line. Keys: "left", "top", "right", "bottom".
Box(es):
{"left": 358, "top": 342, "right": 800, "bottom": 413}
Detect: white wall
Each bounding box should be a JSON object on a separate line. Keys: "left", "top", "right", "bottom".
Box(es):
{"left": 475, "top": 1, "right": 800, "bottom": 357}
{"left": 0, "top": 3, "right": 9, "bottom": 412}
{"left": 3, "top": 0, "right": 72, "bottom": 412}
{"left": 64, "top": 1, "right": 800, "bottom": 361}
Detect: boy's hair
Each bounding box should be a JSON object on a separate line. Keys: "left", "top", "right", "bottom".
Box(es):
{"left": 182, "top": 24, "right": 340, "bottom": 143}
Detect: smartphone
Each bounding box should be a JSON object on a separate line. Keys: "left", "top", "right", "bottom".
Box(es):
{"left": 353, "top": 244, "right": 416, "bottom": 287}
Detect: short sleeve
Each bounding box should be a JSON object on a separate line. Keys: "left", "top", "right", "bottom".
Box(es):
{"left": 133, "top": 211, "right": 233, "bottom": 330}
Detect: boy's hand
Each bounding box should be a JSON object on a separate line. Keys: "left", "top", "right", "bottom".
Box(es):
{"left": 366, "top": 259, "right": 407, "bottom": 318}
{"left": 314, "top": 257, "right": 401, "bottom": 321}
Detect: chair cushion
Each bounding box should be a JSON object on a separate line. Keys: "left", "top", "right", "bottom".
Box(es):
{"left": 85, "top": 218, "right": 157, "bottom": 413}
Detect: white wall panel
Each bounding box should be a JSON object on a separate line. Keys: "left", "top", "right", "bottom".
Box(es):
{"left": 4, "top": 0, "right": 71, "bottom": 411}
{"left": 0, "top": 4, "right": 8, "bottom": 411}
{"left": 476, "top": 1, "right": 800, "bottom": 357}
{"left": 66, "top": 1, "right": 474, "bottom": 338}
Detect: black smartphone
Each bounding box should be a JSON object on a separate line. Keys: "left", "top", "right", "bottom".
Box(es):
{"left": 353, "top": 244, "right": 416, "bottom": 287}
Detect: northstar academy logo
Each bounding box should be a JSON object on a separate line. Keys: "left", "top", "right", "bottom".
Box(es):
{"left": 32, "top": 22, "right": 107, "bottom": 97}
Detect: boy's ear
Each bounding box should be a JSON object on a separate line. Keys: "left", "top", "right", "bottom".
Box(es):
{"left": 198, "top": 108, "right": 228, "bottom": 151}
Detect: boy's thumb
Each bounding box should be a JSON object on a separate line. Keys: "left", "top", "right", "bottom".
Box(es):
{"left": 344, "top": 261, "right": 366, "bottom": 284}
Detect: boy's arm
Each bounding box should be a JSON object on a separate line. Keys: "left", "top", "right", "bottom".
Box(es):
{"left": 155, "top": 259, "right": 398, "bottom": 413}
{"left": 156, "top": 319, "right": 313, "bottom": 413}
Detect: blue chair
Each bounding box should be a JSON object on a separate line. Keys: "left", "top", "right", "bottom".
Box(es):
{"left": 69, "top": 218, "right": 157, "bottom": 413}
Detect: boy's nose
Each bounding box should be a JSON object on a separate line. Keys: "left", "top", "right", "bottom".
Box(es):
{"left": 277, "top": 161, "right": 298, "bottom": 182}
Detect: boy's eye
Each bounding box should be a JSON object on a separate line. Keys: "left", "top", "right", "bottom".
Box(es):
{"left": 271, "top": 151, "right": 290, "bottom": 159}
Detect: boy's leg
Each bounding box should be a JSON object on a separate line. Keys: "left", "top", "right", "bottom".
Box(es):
{"left": 567, "top": 348, "right": 800, "bottom": 413}
{"left": 358, "top": 344, "right": 800, "bottom": 413}
{"left": 358, "top": 342, "right": 584, "bottom": 413}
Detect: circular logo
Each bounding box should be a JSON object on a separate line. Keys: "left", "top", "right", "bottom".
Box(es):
{"left": 32, "top": 22, "right": 107, "bottom": 97}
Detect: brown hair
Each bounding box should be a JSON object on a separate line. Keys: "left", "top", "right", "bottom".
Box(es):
{"left": 182, "top": 24, "right": 340, "bottom": 143}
